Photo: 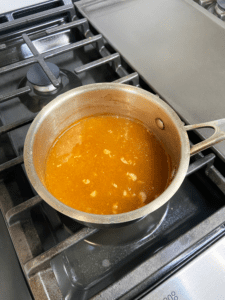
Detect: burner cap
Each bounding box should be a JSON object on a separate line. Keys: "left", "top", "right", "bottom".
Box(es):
{"left": 217, "top": 0, "right": 225, "bottom": 10}
{"left": 27, "top": 62, "right": 60, "bottom": 87}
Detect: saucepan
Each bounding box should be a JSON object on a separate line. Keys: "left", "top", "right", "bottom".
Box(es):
{"left": 24, "top": 83, "right": 225, "bottom": 228}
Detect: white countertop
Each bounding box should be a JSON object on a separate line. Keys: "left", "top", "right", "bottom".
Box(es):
{"left": 0, "top": 0, "right": 47, "bottom": 14}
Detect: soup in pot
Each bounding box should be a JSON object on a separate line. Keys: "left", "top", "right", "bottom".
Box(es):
{"left": 45, "top": 115, "right": 172, "bottom": 214}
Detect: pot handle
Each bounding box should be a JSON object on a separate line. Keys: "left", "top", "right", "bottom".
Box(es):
{"left": 185, "top": 119, "right": 225, "bottom": 156}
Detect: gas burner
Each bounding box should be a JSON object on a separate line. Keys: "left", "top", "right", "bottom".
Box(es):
{"left": 27, "top": 62, "right": 61, "bottom": 93}
{"left": 217, "top": 0, "right": 225, "bottom": 9}
{"left": 215, "top": 0, "right": 225, "bottom": 18}
{"left": 18, "top": 68, "right": 81, "bottom": 113}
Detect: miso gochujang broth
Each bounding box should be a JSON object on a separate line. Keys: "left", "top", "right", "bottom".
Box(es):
{"left": 45, "top": 115, "right": 172, "bottom": 215}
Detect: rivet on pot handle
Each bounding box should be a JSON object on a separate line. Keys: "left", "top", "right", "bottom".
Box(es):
{"left": 185, "top": 119, "right": 225, "bottom": 156}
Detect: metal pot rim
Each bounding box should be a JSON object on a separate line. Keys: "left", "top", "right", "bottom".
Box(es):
{"left": 24, "top": 83, "right": 190, "bottom": 226}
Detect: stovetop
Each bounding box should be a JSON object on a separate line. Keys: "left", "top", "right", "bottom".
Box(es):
{"left": 0, "top": 1, "right": 225, "bottom": 299}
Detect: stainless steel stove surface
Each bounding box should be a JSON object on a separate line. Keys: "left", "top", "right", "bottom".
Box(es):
{"left": 0, "top": 1, "right": 225, "bottom": 300}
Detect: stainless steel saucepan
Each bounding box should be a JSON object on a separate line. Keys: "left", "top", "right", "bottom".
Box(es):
{"left": 24, "top": 83, "right": 225, "bottom": 228}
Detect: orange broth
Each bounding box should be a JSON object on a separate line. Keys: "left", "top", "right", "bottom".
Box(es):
{"left": 45, "top": 115, "right": 171, "bottom": 215}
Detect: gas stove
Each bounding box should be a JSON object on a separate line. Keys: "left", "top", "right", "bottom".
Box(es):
{"left": 0, "top": 1, "right": 225, "bottom": 299}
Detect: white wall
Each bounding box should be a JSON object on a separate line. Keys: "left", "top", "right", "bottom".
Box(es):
{"left": 0, "top": 0, "right": 47, "bottom": 14}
